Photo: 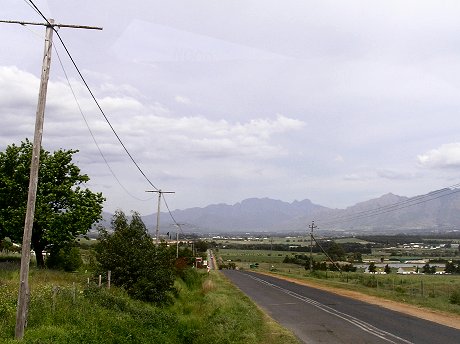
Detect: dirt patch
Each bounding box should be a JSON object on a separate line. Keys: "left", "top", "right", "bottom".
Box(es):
{"left": 258, "top": 271, "right": 460, "bottom": 330}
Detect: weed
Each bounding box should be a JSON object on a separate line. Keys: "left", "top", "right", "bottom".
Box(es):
{"left": 449, "top": 290, "right": 460, "bottom": 305}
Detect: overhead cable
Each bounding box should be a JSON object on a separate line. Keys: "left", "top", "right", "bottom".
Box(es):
{"left": 26, "top": 0, "right": 158, "bottom": 191}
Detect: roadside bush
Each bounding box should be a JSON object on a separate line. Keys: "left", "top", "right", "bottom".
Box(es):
{"left": 180, "top": 268, "right": 202, "bottom": 289}
{"left": 95, "top": 210, "right": 176, "bottom": 304}
{"left": 449, "top": 290, "right": 460, "bottom": 305}
{"left": 46, "top": 246, "right": 83, "bottom": 272}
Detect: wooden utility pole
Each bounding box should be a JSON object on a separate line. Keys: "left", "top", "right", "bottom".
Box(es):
{"left": 146, "top": 190, "right": 175, "bottom": 244}
{"left": 15, "top": 19, "right": 54, "bottom": 340}
{"left": 1, "top": 18, "right": 102, "bottom": 340}
{"left": 173, "top": 223, "right": 185, "bottom": 258}
{"left": 176, "top": 232, "right": 180, "bottom": 258}
{"left": 308, "top": 221, "right": 317, "bottom": 272}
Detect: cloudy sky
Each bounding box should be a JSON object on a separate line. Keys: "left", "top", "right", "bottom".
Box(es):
{"left": 2, "top": 0, "right": 460, "bottom": 215}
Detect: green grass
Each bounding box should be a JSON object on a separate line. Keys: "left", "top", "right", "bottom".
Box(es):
{"left": 0, "top": 260, "right": 299, "bottom": 343}
{"left": 218, "top": 248, "right": 307, "bottom": 264}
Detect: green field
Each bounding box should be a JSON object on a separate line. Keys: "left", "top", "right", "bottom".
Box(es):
{"left": 214, "top": 236, "right": 309, "bottom": 246}
{"left": 218, "top": 248, "right": 305, "bottom": 264}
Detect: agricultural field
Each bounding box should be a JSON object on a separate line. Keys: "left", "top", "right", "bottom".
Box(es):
{"left": 218, "top": 248, "right": 300, "bottom": 264}
{"left": 213, "top": 236, "right": 309, "bottom": 247}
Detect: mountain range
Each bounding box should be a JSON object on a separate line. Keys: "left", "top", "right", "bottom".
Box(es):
{"left": 101, "top": 188, "right": 460, "bottom": 233}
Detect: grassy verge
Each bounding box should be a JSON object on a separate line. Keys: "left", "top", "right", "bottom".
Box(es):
{"left": 0, "top": 264, "right": 299, "bottom": 343}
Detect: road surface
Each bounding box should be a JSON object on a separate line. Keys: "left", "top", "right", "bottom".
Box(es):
{"left": 222, "top": 270, "right": 460, "bottom": 344}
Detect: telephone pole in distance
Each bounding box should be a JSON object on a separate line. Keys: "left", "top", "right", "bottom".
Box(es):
{"left": 308, "top": 220, "right": 317, "bottom": 272}
{"left": 146, "top": 190, "right": 175, "bottom": 244}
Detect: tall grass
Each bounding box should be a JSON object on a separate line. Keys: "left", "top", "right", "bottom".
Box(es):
{"left": 171, "top": 269, "right": 299, "bottom": 344}
{"left": 0, "top": 262, "right": 299, "bottom": 343}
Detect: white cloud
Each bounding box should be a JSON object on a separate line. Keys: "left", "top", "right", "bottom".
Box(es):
{"left": 418, "top": 143, "right": 460, "bottom": 168}
{"left": 174, "top": 95, "right": 191, "bottom": 105}
{"left": 334, "top": 155, "right": 344, "bottom": 163}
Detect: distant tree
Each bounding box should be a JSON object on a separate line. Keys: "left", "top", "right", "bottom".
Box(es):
{"left": 384, "top": 264, "right": 391, "bottom": 274}
{"left": 368, "top": 262, "right": 377, "bottom": 273}
{"left": 422, "top": 263, "right": 436, "bottom": 274}
{"left": 95, "top": 210, "right": 176, "bottom": 304}
{"left": 0, "top": 140, "right": 104, "bottom": 267}
{"left": 194, "top": 240, "right": 209, "bottom": 254}
{"left": 353, "top": 252, "right": 363, "bottom": 262}
{"left": 341, "top": 264, "right": 357, "bottom": 272}
{"left": 326, "top": 242, "right": 346, "bottom": 261}
{"left": 445, "top": 261, "right": 456, "bottom": 274}
{"left": 445, "top": 261, "right": 460, "bottom": 274}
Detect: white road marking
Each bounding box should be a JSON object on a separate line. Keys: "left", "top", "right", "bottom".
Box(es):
{"left": 246, "top": 273, "right": 413, "bottom": 344}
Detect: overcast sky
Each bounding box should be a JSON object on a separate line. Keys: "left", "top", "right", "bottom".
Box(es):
{"left": 2, "top": 0, "right": 460, "bottom": 216}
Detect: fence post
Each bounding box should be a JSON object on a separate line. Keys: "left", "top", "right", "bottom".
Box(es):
{"left": 98, "top": 274, "right": 101, "bottom": 288}
{"left": 107, "top": 270, "right": 111, "bottom": 289}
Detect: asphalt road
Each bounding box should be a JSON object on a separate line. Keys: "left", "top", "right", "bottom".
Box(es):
{"left": 222, "top": 270, "right": 460, "bottom": 344}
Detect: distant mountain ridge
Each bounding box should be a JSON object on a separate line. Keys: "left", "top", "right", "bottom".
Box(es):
{"left": 101, "top": 189, "right": 460, "bottom": 233}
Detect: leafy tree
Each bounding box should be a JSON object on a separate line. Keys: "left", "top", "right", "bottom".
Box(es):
{"left": 0, "top": 139, "right": 104, "bottom": 267}
{"left": 95, "top": 210, "right": 176, "bottom": 304}
{"left": 326, "top": 242, "right": 346, "bottom": 261}
{"left": 445, "top": 261, "right": 460, "bottom": 274}
{"left": 368, "top": 262, "right": 377, "bottom": 273}
{"left": 384, "top": 264, "right": 391, "bottom": 274}
{"left": 194, "top": 239, "right": 209, "bottom": 253}
{"left": 421, "top": 263, "right": 436, "bottom": 274}
{"left": 342, "top": 264, "right": 357, "bottom": 272}
{"left": 0, "top": 237, "right": 13, "bottom": 253}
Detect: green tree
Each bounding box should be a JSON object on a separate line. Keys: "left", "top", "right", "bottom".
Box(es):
{"left": 194, "top": 239, "right": 209, "bottom": 253}
{"left": 384, "top": 264, "right": 391, "bottom": 274}
{"left": 422, "top": 263, "right": 435, "bottom": 274}
{"left": 0, "top": 139, "right": 104, "bottom": 267}
{"left": 368, "top": 262, "right": 377, "bottom": 273}
{"left": 0, "top": 237, "right": 13, "bottom": 253}
{"left": 326, "top": 242, "right": 346, "bottom": 261}
{"left": 95, "top": 210, "right": 176, "bottom": 304}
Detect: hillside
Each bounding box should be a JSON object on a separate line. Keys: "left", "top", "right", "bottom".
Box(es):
{"left": 101, "top": 189, "right": 460, "bottom": 233}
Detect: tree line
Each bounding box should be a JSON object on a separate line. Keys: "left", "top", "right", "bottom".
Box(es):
{"left": 0, "top": 139, "right": 203, "bottom": 304}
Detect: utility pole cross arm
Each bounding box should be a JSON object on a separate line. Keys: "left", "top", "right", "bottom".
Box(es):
{"left": 0, "top": 20, "right": 102, "bottom": 30}
{"left": 146, "top": 190, "right": 175, "bottom": 245}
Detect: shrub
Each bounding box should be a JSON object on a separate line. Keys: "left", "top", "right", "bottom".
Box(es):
{"left": 95, "top": 210, "right": 176, "bottom": 304}
{"left": 46, "top": 246, "right": 83, "bottom": 272}
{"left": 449, "top": 290, "right": 460, "bottom": 305}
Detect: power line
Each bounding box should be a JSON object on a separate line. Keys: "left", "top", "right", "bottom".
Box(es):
{"left": 318, "top": 185, "right": 460, "bottom": 227}
{"left": 26, "top": 0, "right": 158, "bottom": 191}
{"left": 162, "top": 193, "right": 184, "bottom": 234}
{"left": 53, "top": 44, "right": 153, "bottom": 202}
{"left": 21, "top": 0, "right": 40, "bottom": 16}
